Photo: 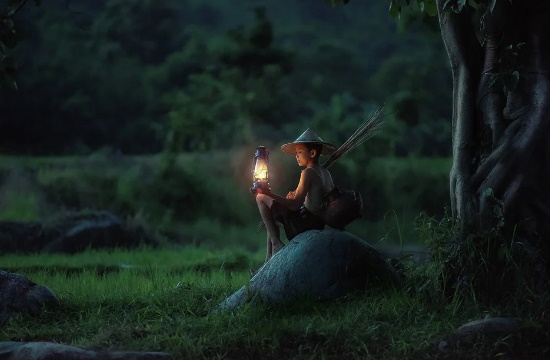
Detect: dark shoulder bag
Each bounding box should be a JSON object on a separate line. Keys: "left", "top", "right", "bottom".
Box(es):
{"left": 320, "top": 186, "right": 363, "bottom": 230}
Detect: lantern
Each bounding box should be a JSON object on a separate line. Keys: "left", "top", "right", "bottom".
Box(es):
{"left": 250, "top": 146, "right": 270, "bottom": 194}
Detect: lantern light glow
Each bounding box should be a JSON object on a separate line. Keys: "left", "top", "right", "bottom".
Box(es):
{"left": 253, "top": 158, "right": 268, "bottom": 180}
{"left": 250, "top": 146, "right": 270, "bottom": 194}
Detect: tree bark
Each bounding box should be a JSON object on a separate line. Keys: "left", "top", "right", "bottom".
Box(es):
{"left": 436, "top": 1, "right": 482, "bottom": 236}
{"left": 436, "top": 0, "right": 550, "bottom": 302}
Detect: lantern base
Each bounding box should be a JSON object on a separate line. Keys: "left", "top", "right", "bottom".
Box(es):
{"left": 250, "top": 181, "right": 270, "bottom": 194}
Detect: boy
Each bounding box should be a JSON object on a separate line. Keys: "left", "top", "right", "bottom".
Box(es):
{"left": 255, "top": 128, "right": 336, "bottom": 263}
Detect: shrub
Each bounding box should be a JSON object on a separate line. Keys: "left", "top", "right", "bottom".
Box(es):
{"left": 37, "top": 166, "right": 119, "bottom": 211}
{"left": 0, "top": 168, "right": 47, "bottom": 221}
{"left": 330, "top": 156, "right": 451, "bottom": 222}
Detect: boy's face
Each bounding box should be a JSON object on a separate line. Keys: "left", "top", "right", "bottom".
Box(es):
{"left": 294, "top": 143, "right": 312, "bottom": 167}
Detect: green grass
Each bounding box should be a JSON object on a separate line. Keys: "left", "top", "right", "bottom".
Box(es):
{"left": 178, "top": 221, "right": 263, "bottom": 250}
{"left": 0, "top": 246, "right": 263, "bottom": 273}
{"left": 1, "top": 154, "right": 549, "bottom": 358}
{"left": 2, "top": 247, "right": 548, "bottom": 360}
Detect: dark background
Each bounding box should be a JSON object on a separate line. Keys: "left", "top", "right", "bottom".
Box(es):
{"left": 0, "top": 0, "right": 451, "bottom": 157}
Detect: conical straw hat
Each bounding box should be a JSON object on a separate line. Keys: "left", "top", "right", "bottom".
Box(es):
{"left": 280, "top": 128, "right": 336, "bottom": 156}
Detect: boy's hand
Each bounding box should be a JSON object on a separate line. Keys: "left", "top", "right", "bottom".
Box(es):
{"left": 256, "top": 188, "right": 272, "bottom": 196}
{"left": 286, "top": 191, "right": 296, "bottom": 199}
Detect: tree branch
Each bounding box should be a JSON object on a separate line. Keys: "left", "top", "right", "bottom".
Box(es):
{"left": 7, "top": 0, "right": 29, "bottom": 17}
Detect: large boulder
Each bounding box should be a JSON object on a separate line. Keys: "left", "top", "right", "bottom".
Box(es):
{"left": 42, "top": 211, "right": 125, "bottom": 254}
{"left": 0, "top": 271, "right": 59, "bottom": 324}
{"left": 0, "top": 211, "right": 160, "bottom": 255}
{"left": 0, "top": 221, "right": 45, "bottom": 254}
{"left": 215, "top": 229, "right": 401, "bottom": 311}
{"left": 0, "top": 342, "right": 172, "bottom": 360}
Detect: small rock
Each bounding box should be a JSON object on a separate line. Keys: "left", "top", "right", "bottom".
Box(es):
{"left": 456, "top": 317, "right": 521, "bottom": 340}
{"left": 437, "top": 317, "right": 522, "bottom": 356}
{"left": 0, "top": 210, "right": 160, "bottom": 256}
{"left": 43, "top": 211, "right": 124, "bottom": 254}
{"left": 0, "top": 271, "right": 59, "bottom": 325}
{"left": 0, "top": 341, "right": 173, "bottom": 360}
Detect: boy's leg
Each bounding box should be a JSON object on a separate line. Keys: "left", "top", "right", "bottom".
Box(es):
{"left": 256, "top": 194, "right": 285, "bottom": 256}
{"left": 265, "top": 232, "right": 272, "bottom": 262}
{"left": 273, "top": 224, "right": 281, "bottom": 253}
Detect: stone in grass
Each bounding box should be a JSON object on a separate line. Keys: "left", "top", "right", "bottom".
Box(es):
{"left": 438, "top": 317, "right": 522, "bottom": 353}
{"left": 456, "top": 317, "right": 521, "bottom": 338}
{"left": 0, "top": 342, "right": 172, "bottom": 360}
{"left": 0, "top": 271, "right": 59, "bottom": 325}
{"left": 0, "top": 210, "right": 160, "bottom": 256}
{"left": 42, "top": 211, "right": 126, "bottom": 254}
{"left": 214, "top": 229, "right": 401, "bottom": 312}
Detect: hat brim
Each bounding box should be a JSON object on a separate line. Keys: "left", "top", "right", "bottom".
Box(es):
{"left": 280, "top": 141, "right": 337, "bottom": 156}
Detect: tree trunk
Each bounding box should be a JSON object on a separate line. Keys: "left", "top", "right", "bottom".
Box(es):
{"left": 436, "top": 0, "right": 550, "bottom": 302}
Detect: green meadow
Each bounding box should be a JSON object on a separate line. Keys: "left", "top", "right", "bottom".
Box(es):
{"left": 1, "top": 154, "right": 548, "bottom": 359}
{"left": 2, "top": 246, "right": 548, "bottom": 359}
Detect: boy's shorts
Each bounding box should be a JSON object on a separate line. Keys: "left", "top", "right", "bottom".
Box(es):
{"left": 271, "top": 202, "right": 325, "bottom": 241}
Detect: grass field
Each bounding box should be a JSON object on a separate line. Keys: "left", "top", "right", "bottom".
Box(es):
{"left": 1, "top": 154, "right": 548, "bottom": 359}
{"left": 2, "top": 245, "right": 548, "bottom": 360}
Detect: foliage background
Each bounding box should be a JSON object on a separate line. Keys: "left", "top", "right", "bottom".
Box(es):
{"left": 0, "top": 0, "right": 453, "bottom": 247}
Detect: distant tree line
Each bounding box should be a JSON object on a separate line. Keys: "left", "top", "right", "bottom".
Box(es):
{"left": 0, "top": 0, "right": 452, "bottom": 156}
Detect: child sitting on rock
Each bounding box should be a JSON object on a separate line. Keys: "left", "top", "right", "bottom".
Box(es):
{"left": 255, "top": 128, "right": 336, "bottom": 263}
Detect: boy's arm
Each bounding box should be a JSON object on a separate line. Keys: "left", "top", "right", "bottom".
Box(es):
{"left": 261, "top": 168, "right": 314, "bottom": 211}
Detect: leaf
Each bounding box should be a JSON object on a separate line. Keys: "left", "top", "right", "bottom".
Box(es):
{"left": 467, "top": 0, "right": 480, "bottom": 9}
{"left": 389, "top": 1, "right": 401, "bottom": 19}
{"left": 424, "top": 0, "right": 438, "bottom": 16}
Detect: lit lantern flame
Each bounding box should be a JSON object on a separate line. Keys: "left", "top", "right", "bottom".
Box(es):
{"left": 250, "top": 146, "right": 270, "bottom": 193}
{"left": 253, "top": 158, "right": 268, "bottom": 180}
